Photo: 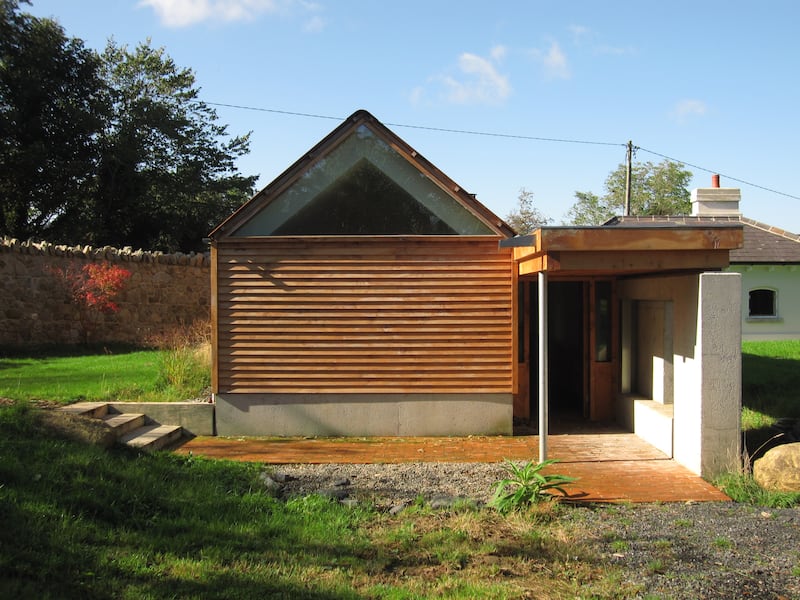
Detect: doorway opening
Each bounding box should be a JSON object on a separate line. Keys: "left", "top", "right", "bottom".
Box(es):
{"left": 517, "top": 277, "right": 616, "bottom": 432}
{"left": 524, "top": 280, "right": 586, "bottom": 423}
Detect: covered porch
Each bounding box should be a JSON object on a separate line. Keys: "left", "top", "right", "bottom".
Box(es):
{"left": 503, "top": 224, "right": 744, "bottom": 478}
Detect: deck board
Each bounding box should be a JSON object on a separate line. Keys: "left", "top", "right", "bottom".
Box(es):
{"left": 175, "top": 432, "right": 729, "bottom": 503}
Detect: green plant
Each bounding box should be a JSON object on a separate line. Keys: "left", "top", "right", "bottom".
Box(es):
{"left": 489, "top": 459, "right": 576, "bottom": 513}
{"left": 610, "top": 539, "right": 629, "bottom": 553}
{"left": 147, "top": 320, "right": 211, "bottom": 395}
{"left": 653, "top": 539, "right": 672, "bottom": 551}
{"left": 646, "top": 558, "right": 667, "bottom": 575}
{"left": 714, "top": 472, "right": 800, "bottom": 508}
{"left": 712, "top": 537, "right": 733, "bottom": 550}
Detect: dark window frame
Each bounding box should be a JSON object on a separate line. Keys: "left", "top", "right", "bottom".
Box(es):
{"left": 748, "top": 288, "right": 778, "bottom": 318}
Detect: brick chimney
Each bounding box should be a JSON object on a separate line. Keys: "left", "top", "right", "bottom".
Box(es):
{"left": 691, "top": 174, "right": 741, "bottom": 216}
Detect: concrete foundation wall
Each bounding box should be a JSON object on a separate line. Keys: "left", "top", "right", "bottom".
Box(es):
{"left": 214, "top": 393, "right": 514, "bottom": 437}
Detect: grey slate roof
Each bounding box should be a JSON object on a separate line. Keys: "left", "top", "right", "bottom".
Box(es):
{"left": 604, "top": 215, "right": 800, "bottom": 264}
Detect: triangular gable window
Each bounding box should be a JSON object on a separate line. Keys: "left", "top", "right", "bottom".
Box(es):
{"left": 234, "top": 124, "right": 496, "bottom": 236}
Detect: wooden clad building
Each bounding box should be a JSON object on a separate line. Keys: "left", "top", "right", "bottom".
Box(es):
{"left": 208, "top": 110, "right": 518, "bottom": 436}
{"left": 209, "top": 109, "right": 745, "bottom": 477}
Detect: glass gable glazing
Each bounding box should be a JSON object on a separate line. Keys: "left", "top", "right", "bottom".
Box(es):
{"left": 234, "top": 125, "right": 495, "bottom": 236}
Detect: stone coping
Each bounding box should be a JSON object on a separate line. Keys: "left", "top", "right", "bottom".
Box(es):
{"left": 0, "top": 236, "right": 210, "bottom": 267}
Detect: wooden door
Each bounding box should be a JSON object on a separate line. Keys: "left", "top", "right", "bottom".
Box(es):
{"left": 589, "top": 279, "right": 616, "bottom": 421}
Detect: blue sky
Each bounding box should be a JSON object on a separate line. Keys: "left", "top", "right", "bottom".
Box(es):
{"left": 26, "top": 0, "right": 800, "bottom": 233}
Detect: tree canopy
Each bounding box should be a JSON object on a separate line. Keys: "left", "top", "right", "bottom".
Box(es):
{"left": 0, "top": 0, "right": 256, "bottom": 252}
{"left": 565, "top": 159, "right": 693, "bottom": 226}
{"left": 504, "top": 188, "right": 552, "bottom": 235}
{"left": 0, "top": 0, "right": 105, "bottom": 241}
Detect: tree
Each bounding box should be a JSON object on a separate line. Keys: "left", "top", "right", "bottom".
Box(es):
{"left": 0, "top": 0, "right": 106, "bottom": 241}
{"left": 565, "top": 160, "right": 693, "bottom": 226}
{"left": 1, "top": 1, "right": 256, "bottom": 252}
{"left": 87, "top": 40, "right": 256, "bottom": 252}
{"left": 505, "top": 188, "right": 552, "bottom": 234}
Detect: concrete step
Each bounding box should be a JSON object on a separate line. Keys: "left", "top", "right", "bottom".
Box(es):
{"left": 102, "top": 412, "right": 146, "bottom": 437}
{"left": 119, "top": 424, "right": 183, "bottom": 452}
{"left": 57, "top": 402, "right": 110, "bottom": 419}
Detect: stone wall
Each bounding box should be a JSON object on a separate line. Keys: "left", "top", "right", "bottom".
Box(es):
{"left": 0, "top": 237, "right": 211, "bottom": 347}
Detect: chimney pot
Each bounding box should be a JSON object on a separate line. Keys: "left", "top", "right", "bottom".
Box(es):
{"left": 711, "top": 174, "right": 720, "bottom": 188}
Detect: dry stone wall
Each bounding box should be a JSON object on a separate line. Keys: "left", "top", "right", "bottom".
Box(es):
{"left": 0, "top": 237, "right": 211, "bottom": 346}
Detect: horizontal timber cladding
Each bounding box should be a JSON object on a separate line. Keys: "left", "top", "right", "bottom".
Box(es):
{"left": 215, "top": 237, "right": 515, "bottom": 394}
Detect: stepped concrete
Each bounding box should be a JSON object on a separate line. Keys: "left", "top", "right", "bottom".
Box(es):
{"left": 119, "top": 423, "right": 183, "bottom": 451}
{"left": 103, "top": 412, "right": 146, "bottom": 437}
{"left": 55, "top": 402, "right": 205, "bottom": 452}
{"left": 58, "top": 401, "right": 110, "bottom": 419}
{"left": 108, "top": 402, "right": 214, "bottom": 436}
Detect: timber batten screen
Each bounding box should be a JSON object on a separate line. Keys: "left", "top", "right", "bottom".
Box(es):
{"left": 215, "top": 237, "right": 514, "bottom": 394}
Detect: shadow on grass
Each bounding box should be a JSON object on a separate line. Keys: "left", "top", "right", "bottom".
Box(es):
{"left": 743, "top": 353, "right": 800, "bottom": 418}
{"left": 742, "top": 352, "right": 800, "bottom": 461}
{"left": 0, "top": 407, "right": 367, "bottom": 599}
{"left": 0, "top": 342, "right": 146, "bottom": 361}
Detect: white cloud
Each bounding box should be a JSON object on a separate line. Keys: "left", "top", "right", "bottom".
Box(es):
{"left": 139, "top": 0, "right": 318, "bottom": 28}
{"left": 671, "top": 99, "right": 708, "bottom": 123}
{"left": 437, "top": 51, "right": 511, "bottom": 105}
{"left": 569, "top": 24, "right": 590, "bottom": 43}
{"left": 568, "top": 25, "right": 633, "bottom": 56}
{"left": 490, "top": 44, "right": 508, "bottom": 62}
{"left": 531, "top": 41, "right": 570, "bottom": 80}
{"left": 303, "top": 14, "right": 326, "bottom": 33}
{"left": 409, "top": 86, "right": 425, "bottom": 106}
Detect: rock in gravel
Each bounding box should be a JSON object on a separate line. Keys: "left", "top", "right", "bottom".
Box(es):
{"left": 268, "top": 472, "right": 297, "bottom": 484}
{"left": 319, "top": 488, "right": 349, "bottom": 500}
{"left": 754, "top": 442, "right": 800, "bottom": 491}
{"left": 389, "top": 503, "right": 408, "bottom": 516}
{"left": 258, "top": 472, "right": 284, "bottom": 495}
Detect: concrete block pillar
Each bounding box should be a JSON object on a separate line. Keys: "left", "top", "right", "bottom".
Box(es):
{"left": 695, "top": 272, "right": 742, "bottom": 477}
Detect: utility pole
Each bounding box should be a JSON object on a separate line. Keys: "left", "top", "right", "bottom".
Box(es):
{"left": 625, "top": 140, "right": 633, "bottom": 216}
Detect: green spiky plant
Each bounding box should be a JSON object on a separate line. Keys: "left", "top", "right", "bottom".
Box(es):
{"left": 489, "top": 459, "right": 576, "bottom": 513}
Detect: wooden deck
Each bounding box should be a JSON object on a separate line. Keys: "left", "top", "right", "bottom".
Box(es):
{"left": 175, "top": 429, "right": 730, "bottom": 504}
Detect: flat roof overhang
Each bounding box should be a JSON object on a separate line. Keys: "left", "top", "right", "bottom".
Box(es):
{"left": 500, "top": 224, "right": 745, "bottom": 277}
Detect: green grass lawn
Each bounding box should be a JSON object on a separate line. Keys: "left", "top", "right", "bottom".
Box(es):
{"left": 741, "top": 339, "right": 800, "bottom": 430}
{"left": 0, "top": 345, "right": 208, "bottom": 404}
{"left": 0, "top": 343, "right": 799, "bottom": 596}
{"left": 0, "top": 403, "right": 633, "bottom": 599}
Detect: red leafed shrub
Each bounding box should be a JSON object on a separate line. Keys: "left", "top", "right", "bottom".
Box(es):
{"left": 49, "top": 262, "right": 132, "bottom": 343}
{"left": 79, "top": 263, "right": 131, "bottom": 314}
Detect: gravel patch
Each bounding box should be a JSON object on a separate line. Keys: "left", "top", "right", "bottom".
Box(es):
{"left": 574, "top": 502, "right": 800, "bottom": 599}
{"left": 273, "top": 461, "right": 508, "bottom": 508}
{"left": 266, "top": 461, "right": 800, "bottom": 598}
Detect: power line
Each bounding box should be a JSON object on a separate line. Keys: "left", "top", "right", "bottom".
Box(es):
{"left": 636, "top": 146, "right": 800, "bottom": 202}
{"left": 207, "top": 101, "right": 800, "bottom": 202}
{"left": 206, "top": 101, "right": 624, "bottom": 148}
{"left": 383, "top": 121, "right": 623, "bottom": 147}
{"left": 206, "top": 102, "right": 344, "bottom": 123}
